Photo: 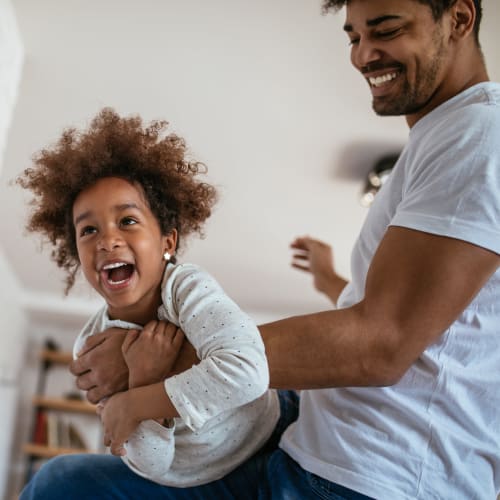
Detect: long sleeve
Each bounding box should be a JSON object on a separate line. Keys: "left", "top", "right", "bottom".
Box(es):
{"left": 122, "top": 420, "right": 175, "bottom": 482}
{"left": 160, "top": 263, "right": 269, "bottom": 431}
{"left": 74, "top": 308, "right": 177, "bottom": 480}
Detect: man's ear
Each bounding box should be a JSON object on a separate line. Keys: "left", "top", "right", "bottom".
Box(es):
{"left": 449, "top": 0, "right": 476, "bottom": 40}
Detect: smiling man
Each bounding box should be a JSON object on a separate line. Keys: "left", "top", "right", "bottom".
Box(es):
{"left": 27, "top": 1, "right": 500, "bottom": 499}
{"left": 261, "top": 0, "right": 500, "bottom": 498}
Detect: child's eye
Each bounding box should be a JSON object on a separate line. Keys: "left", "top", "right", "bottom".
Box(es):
{"left": 120, "top": 217, "right": 137, "bottom": 227}
{"left": 80, "top": 226, "right": 96, "bottom": 237}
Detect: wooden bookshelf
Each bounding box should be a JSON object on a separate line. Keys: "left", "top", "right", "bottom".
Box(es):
{"left": 39, "top": 349, "right": 73, "bottom": 365}
{"left": 23, "top": 343, "right": 101, "bottom": 485}
{"left": 32, "top": 396, "right": 96, "bottom": 415}
{"left": 22, "top": 443, "right": 88, "bottom": 459}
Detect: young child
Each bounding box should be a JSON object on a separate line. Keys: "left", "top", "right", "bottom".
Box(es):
{"left": 17, "top": 108, "right": 282, "bottom": 487}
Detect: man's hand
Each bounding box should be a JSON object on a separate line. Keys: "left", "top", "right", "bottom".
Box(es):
{"left": 70, "top": 328, "right": 129, "bottom": 404}
{"left": 290, "top": 235, "right": 348, "bottom": 304}
{"left": 122, "top": 320, "right": 185, "bottom": 388}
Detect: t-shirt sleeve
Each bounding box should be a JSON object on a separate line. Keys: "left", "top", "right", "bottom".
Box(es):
{"left": 390, "top": 105, "right": 500, "bottom": 254}
{"left": 160, "top": 264, "right": 269, "bottom": 431}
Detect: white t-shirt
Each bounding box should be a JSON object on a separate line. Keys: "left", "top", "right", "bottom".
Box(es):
{"left": 74, "top": 263, "right": 279, "bottom": 487}
{"left": 280, "top": 82, "right": 500, "bottom": 500}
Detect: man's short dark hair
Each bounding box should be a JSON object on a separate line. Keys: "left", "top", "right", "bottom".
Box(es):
{"left": 322, "top": 0, "right": 482, "bottom": 43}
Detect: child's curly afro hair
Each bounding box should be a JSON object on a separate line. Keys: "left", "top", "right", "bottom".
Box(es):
{"left": 17, "top": 107, "right": 217, "bottom": 292}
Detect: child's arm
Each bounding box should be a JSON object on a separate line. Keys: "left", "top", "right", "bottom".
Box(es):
{"left": 97, "top": 322, "right": 184, "bottom": 481}
{"left": 160, "top": 263, "right": 270, "bottom": 431}
{"left": 98, "top": 383, "right": 179, "bottom": 454}
{"left": 96, "top": 264, "right": 269, "bottom": 482}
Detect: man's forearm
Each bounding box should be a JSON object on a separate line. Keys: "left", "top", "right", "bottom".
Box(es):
{"left": 258, "top": 303, "right": 409, "bottom": 390}
{"left": 260, "top": 307, "right": 367, "bottom": 390}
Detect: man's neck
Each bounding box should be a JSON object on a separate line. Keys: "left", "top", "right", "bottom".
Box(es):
{"left": 405, "top": 45, "right": 489, "bottom": 128}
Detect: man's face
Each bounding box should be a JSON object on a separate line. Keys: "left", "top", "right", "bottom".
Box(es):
{"left": 344, "top": 0, "right": 452, "bottom": 123}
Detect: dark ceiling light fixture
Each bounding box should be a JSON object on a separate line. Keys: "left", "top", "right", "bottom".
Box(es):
{"left": 360, "top": 153, "right": 400, "bottom": 207}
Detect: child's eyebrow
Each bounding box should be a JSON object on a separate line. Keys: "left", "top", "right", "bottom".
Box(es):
{"left": 344, "top": 15, "right": 402, "bottom": 32}
{"left": 73, "top": 203, "right": 141, "bottom": 226}
{"left": 74, "top": 210, "right": 92, "bottom": 226}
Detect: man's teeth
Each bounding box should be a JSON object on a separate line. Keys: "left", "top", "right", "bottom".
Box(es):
{"left": 369, "top": 72, "right": 398, "bottom": 87}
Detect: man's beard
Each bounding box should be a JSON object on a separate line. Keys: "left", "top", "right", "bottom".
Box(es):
{"left": 373, "top": 35, "right": 446, "bottom": 116}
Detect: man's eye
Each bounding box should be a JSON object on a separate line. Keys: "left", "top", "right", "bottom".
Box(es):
{"left": 378, "top": 28, "right": 401, "bottom": 39}
{"left": 80, "top": 226, "right": 96, "bottom": 237}
{"left": 348, "top": 37, "right": 360, "bottom": 46}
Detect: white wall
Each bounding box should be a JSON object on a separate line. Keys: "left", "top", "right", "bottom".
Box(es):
{"left": 0, "top": 1, "right": 25, "bottom": 497}
{"left": 0, "top": 250, "right": 26, "bottom": 499}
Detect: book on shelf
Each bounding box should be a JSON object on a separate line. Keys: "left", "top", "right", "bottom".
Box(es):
{"left": 33, "top": 409, "right": 47, "bottom": 445}
{"left": 46, "top": 413, "right": 58, "bottom": 449}
{"left": 30, "top": 410, "right": 88, "bottom": 451}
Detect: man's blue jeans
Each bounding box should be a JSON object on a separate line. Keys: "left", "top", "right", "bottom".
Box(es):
{"left": 21, "top": 391, "right": 372, "bottom": 499}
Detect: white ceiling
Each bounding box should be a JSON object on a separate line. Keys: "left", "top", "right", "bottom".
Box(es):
{"left": 1, "top": 0, "right": 500, "bottom": 325}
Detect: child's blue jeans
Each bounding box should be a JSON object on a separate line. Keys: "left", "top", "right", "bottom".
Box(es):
{"left": 20, "top": 390, "right": 372, "bottom": 499}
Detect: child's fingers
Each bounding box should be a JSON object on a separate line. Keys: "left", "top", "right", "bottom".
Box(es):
{"left": 122, "top": 329, "right": 140, "bottom": 353}
{"left": 171, "top": 327, "right": 185, "bottom": 349}
{"left": 103, "top": 431, "right": 111, "bottom": 448}
{"left": 142, "top": 320, "right": 159, "bottom": 338}
{"left": 110, "top": 441, "right": 127, "bottom": 457}
{"left": 155, "top": 321, "right": 180, "bottom": 343}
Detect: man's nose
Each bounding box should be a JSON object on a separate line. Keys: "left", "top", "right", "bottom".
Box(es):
{"left": 352, "top": 38, "right": 383, "bottom": 71}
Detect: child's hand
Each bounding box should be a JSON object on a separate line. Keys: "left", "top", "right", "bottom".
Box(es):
{"left": 122, "top": 320, "right": 185, "bottom": 388}
{"left": 97, "top": 391, "right": 139, "bottom": 457}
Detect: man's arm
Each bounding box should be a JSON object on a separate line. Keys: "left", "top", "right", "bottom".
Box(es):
{"left": 263, "top": 226, "right": 499, "bottom": 389}
{"left": 72, "top": 226, "right": 499, "bottom": 397}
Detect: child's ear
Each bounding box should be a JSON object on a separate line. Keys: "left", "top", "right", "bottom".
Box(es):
{"left": 163, "top": 229, "right": 178, "bottom": 255}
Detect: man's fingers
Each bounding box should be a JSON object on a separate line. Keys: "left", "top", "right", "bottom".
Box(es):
{"left": 86, "top": 386, "right": 105, "bottom": 405}
{"left": 290, "top": 235, "right": 313, "bottom": 249}
{"left": 77, "top": 332, "right": 108, "bottom": 357}
{"left": 73, "top": 370, "right": 95, "bottom": 391}
{"left": 69, "top": 358, "right": 87, "bottom": 376}
{"left": 291, "top": 253, "right": 310, "bottom": 261}
{"left": 291, "top": 262, "right": 311, "bottom": 272}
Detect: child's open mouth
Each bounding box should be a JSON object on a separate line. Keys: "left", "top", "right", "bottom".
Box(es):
{"left": 101, "top": 262, "right": 135, "bottom": 286}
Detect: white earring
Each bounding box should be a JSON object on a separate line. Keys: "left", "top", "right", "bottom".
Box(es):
{"left": 163, "top": 251, "right": 171, "bottom": 261}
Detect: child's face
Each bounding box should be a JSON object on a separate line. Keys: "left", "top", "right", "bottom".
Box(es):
{"left": 73, "top": 176, "right": 177, "bottom": 324}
